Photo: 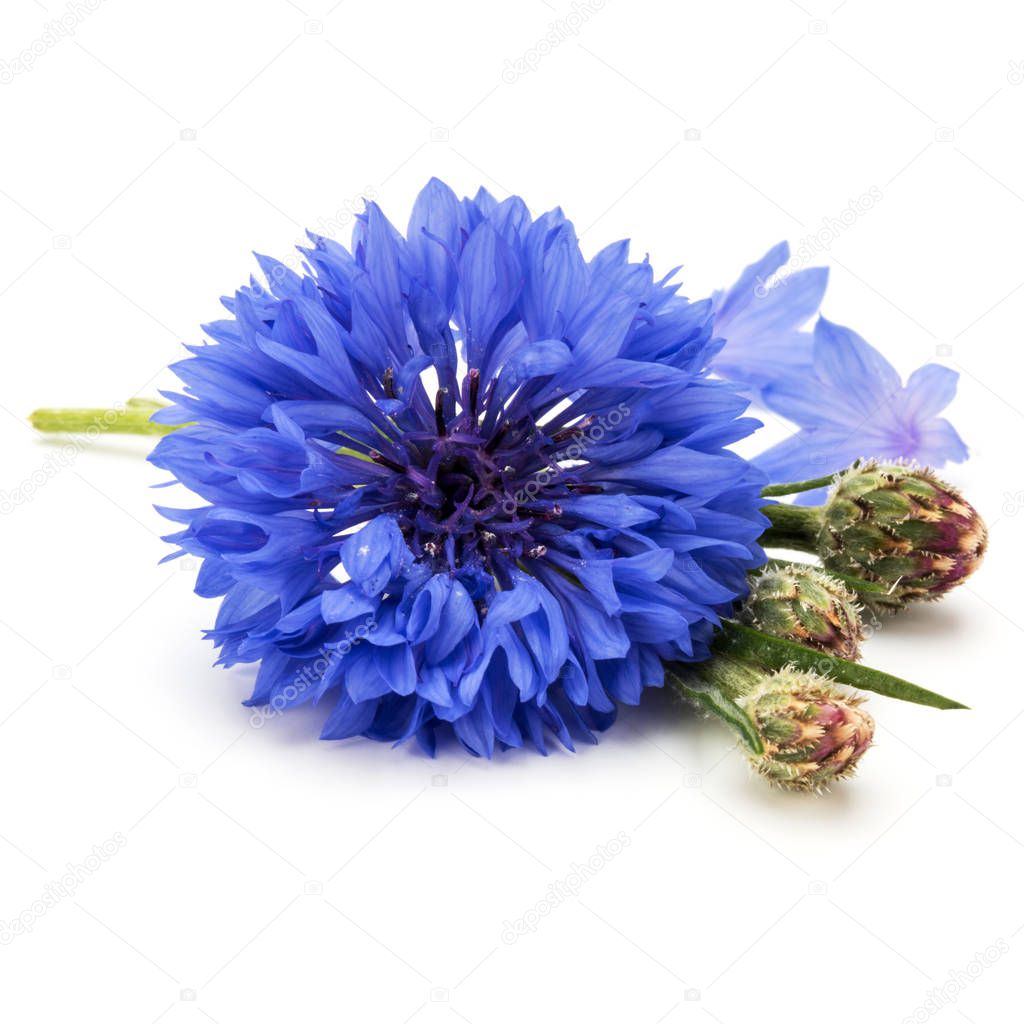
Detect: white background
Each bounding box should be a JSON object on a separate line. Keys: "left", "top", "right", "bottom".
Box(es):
{"left": 1, "top": 1, "right": 1022, "bottom": 1021}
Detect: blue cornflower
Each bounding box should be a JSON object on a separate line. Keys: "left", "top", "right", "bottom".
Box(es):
{"left": 711, "top": 241, "right": 829, "bottom": 399}
{"left": 150, "top": 179, "right": 768, "bottom": 756}
{"left": 708, "top": 243, "right": 967, "bottom": 498}
{"left": 753, "top": 317, "right": 968, "bottom": 498}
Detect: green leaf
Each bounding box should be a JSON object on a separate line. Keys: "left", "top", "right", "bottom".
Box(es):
{"left": 715, "top": 621, "right": 968, "bottom": 710}
{"left": 666, "top": 667, "right": 764, "bottom": 754}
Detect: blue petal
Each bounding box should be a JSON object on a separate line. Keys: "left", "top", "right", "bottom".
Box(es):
{"left": 813, "top": 316, "right": 902, "bottom": 397}
{"left": 903, "top": 364, "right": 959, "bottom": 418}
{"left": 459, "top": 223, "right": 522, "bottom": 369}
{"left": 714, "top": 241, "right": 790, "bottom": 325}
{"left": 341, "top": 516, "right": 409, "bottom": 596}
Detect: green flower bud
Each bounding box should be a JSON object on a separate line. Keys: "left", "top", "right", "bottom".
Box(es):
{"left": 740, "top": 565, "right": 863, "bottom": 660}
{"left": 741, "top": 669, "right": 874, "bottom": 791}
{"left": 817, "top": 461, "right": 987, "bottom": 611}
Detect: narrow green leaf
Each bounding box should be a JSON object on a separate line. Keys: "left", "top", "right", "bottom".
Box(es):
{"left": 715, "top": 621, "right": 968, "bottom": 710}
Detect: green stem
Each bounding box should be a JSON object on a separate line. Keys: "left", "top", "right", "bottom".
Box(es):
{"left": 693, "top": 653, "right": 762, "bottom": 697}
{"left": 760, "top": 503, "right": 824, "bottom": 554}
{"left": 761, "top": 473, "right": 837, "bottom": 497}
{"left": 759, "top": 528, "right": 819, "bottom": 554}
{"left": 760, "top": 461, "right": 864, "bottom": 497}
{"left": 665, "top": 662, "right": 764, "bottom": 754}
{"left": 715, "top": 620, "right": 968, "bottom": 710}
{"left": 762, "top": 502, "right": 822, "bottom": 536}
{"left": 29, "top": 399, "right": 176, "bottom": 437}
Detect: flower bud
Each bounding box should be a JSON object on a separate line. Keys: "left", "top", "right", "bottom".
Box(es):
{"left": 740, "top": 565, "right": 863, "bottom": 660}
{"left": 817, "top": 461, "right": 987, "bottom": 611}
{"left": 741, "top": 669, "right": 874, "bottom": 790}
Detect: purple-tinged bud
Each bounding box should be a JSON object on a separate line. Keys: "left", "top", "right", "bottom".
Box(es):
{"left": 740, "top": 566, "right": 863, "bottom": 660}
{"left": 818, "top": 461, "right": 987, "bottom": 611}
{"left": 741, "top": 669, "right": 874, "bottom": 791}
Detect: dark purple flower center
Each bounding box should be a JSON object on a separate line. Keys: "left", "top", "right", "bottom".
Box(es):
{"left": 370, "top": 369, "right": 596, "bottom": 571}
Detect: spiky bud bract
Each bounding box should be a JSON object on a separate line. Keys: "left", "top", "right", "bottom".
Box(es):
{"left": 817, "top": 461, "right": 987, "bottom": 611}
{"left": 740, "top": 565, "right": 863, "bottom": 660}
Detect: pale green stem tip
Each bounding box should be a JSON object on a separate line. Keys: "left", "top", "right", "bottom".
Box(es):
{"left": 29, "top": 398, "right": 178, "bottom": 437}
